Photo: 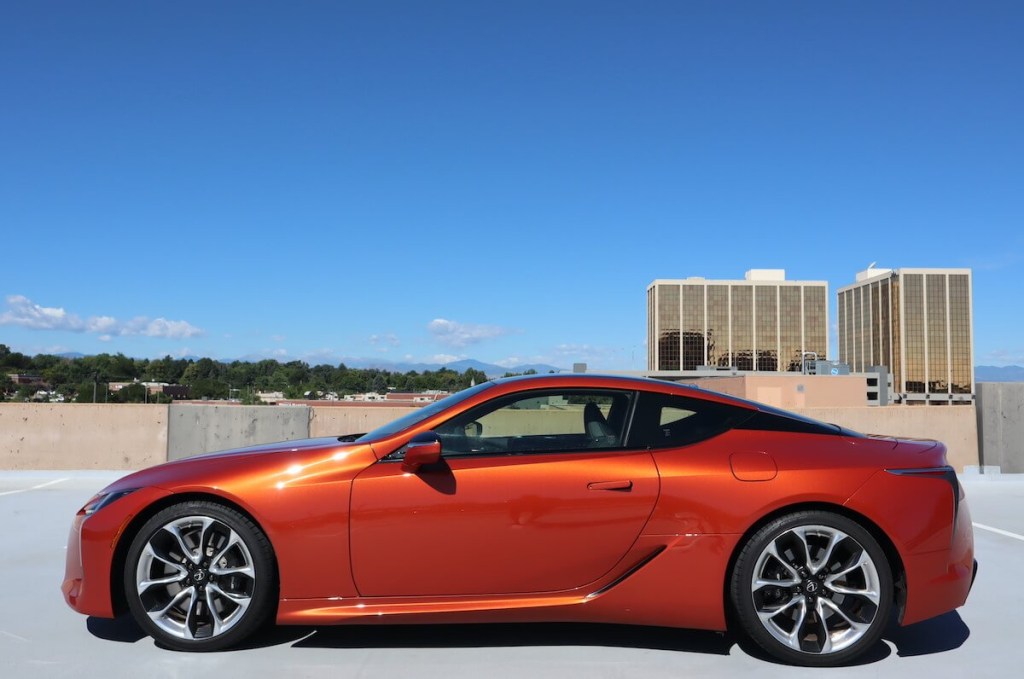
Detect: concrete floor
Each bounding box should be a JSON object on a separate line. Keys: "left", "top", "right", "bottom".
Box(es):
{"left": 2, "top": 470, "right": 1021, "bottom": 678}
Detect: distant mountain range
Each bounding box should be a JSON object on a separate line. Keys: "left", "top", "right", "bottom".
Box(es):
{"left": 975, "top": 365, "right": 1024, "bottom": 382}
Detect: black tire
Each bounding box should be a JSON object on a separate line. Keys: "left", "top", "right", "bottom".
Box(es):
{"left": 729, "top": 510, "right": 893, "bottom": 667}
{"left": 124, "top": 500, "right": 276, "bottom": 651}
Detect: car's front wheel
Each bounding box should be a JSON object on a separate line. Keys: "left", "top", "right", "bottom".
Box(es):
{"left": 730, "top": 510, "right": 893, "bottom": 666}
{"left": 124, "top": 501, "right": 275, "bottom": 651}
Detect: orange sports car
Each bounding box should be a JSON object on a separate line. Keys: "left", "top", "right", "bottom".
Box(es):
{"left": 62, "top": 374, "right": 975, "bottom": 666}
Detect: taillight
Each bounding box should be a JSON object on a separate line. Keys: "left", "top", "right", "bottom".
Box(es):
{"left": 886, "top": 466, "right": 960, "bottom": 524}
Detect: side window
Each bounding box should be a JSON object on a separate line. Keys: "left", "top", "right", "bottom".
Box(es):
{"left": 434, "top": 389, "right": 634, "bottom": 456}
{"left": 629, "top": 391, "right": 751, "bottom": 449}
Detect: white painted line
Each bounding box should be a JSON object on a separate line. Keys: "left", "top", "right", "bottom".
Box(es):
{"left": 0, "top": 477, "right": 69, "bottom": 497}
{"left": 0, "top": 629, "right": 30, "bottom": 642}
{"left": 974, "top": 522, "right": 1024, "bottom": 543}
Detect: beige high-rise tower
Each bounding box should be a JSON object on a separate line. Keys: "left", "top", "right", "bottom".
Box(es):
{"left": 837, "top": 267, "right": 974, "bottom": 404}
{"left": 647, "top": 270, "right": 828, "bottom": 372}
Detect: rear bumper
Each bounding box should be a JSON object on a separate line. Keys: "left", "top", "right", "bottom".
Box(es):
{"left": 901, "top": 498, "right": 976, "bottom": 625}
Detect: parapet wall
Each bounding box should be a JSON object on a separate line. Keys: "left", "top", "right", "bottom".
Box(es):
{"left": 792, "top": 406, "right": 978, "bottom": 472}
{"left": 0, "top": 399, "right": 1005, "bottom": 472}
{"left": 976, "top": 382, "right": 1024, "bottom": 473}
{"left": 0, "top": 403, "right": 169, "bottom": 470}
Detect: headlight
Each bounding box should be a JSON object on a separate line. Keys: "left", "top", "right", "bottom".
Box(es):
{"left": 80, "top": 489, "right": 139, "bottom": 516}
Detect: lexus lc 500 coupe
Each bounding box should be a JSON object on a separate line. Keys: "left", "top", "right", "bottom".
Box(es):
{"left": 63, "top": 374, "right": 976, "bottom": 666}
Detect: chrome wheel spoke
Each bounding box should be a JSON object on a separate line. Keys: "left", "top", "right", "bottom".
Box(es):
{"left": 810, "top": 599, "right": 833, "bottom": 654}
{"left": 183, "top": 587, "right": 201, "bottom": 640}
{"left": 138, "top": 572, "right": 187, "bottom": 590}
{"left": 209, "top": 563, "right": 254, "bottom": 578}
{"left": 754, "top": 575, "right": 799, "bottom": 590}
{"left": 783, "top": 598, "right": 809, "bottom": 650}
{"left": 210, "top": 581, "right": 252, "bottom": 608}
{"left": 820, "top": 597, "right": 871, "bottom": 637}
{"left": 148, "top": 585, "right": 193, "bottom": 619}
{"left": 209, "top": 529, "right": 243, "bottom": 567}
{"left": 205, "top": 588, "right": 225, "bottom": 637}
{"left": 803, "top": 527, "right": 845, "bottom": 575}
{"left": 756, "top": 595, "right": 801, "bottom": 623}
{"left": 144, "top": 542, "right": 187, "bottom": 570}
{"left": 765, "top": 541, "right": 800, "bottom": 579}
{"left": 164, "top": 523, "right": 200, "bottom": 565}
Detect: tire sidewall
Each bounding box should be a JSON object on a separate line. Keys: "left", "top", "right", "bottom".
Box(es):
{"left": 124, "top": 500, "right": 275, "bottom": 652}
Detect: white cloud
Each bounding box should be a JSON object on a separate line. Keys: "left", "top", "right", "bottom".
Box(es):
{"left": 0, "top": 295, "right": 203, "bottom": 340}
{"left": 982, "top": 349, "right": 1024, "bottom": 366}
{"left": 427, "top": 318, "right": 512, "bottom": 348}
{"left": 429, "top": 353, "right": 464, "bottom": 364}
{"left": 369, "top": 333, "right": 400, "bottom": 347}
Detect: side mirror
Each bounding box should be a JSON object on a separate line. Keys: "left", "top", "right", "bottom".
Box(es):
{"left": 402, "top": 432, "right": 442, "bottom": 472}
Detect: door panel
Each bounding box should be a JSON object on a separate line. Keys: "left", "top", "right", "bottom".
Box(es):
{"left": 350, "top": 449, "right": 658, "bottom": 597}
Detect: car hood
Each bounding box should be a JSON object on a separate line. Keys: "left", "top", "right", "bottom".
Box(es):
{"left": 100, "top": 437, "right": 372, "bottom": 495}
{"left": 166, "top": 436, "right": 352, "bottom": 463}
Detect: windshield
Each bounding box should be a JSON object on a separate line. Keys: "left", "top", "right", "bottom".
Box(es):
{"left": 355, "top": 381, "right": 496, "bottom": 442}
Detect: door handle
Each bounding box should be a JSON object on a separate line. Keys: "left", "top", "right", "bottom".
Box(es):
{"left": 587, "top": 480, "right": 633, "bottom": 491}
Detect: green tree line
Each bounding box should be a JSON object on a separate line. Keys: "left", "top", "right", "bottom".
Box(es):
{"left": 0, "top": 344, "right": 492, "bottom": 403}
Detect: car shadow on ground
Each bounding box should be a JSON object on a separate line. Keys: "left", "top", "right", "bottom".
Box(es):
{"left": 86, "top": 610, "right": 969, "bottom": 663}
{"left": 289, "top": 622, "right": 734, "bottom": 655}
{"left": 884, "top": 611, "right": 970, "bottom": 657}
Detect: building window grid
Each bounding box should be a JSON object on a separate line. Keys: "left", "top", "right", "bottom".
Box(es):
{"left": 949, "top": 275, "right": 972, "bottom": 394}
{"left": 903, "top": 275, "right": 925, "bottom": 393}
{"left": 837, "top": 292, "right": 844, "bottom": 363}
{"left": 870, "top": 282, "right": 882, "bottom": 367}
{"left": 707, "top": 285, "right": 730, "bottom": 367}
{"left": 755, "top": 286, "right": 778, "bottom": 371}
{"left": 803, "top": 286, "right": 827, "bottom": 370}
{"left": 926, "top": 274, "right": 949, "bottom": 395}
{"left": 651, "top": 280, "right": 828, "bottom": 375}
{"left": 780, "top": 286, "right": 802, "bottom": 371}
{"left": 880, "top": 280, "right": 891, "bottom": 372}
{"left": 892, "top": 277, "right": 902, "bottom": 394}
{"left": 657, "top": 285, "right": 681, "bottom": 371}
{"left": 732, "top": 286, "right": 754, "bottom": 371}
{"left": 680, "top": 285, "right": 705, "bottom": 371}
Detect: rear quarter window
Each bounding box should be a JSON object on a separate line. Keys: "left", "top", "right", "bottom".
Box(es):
{"left": 628, "top": 391, "right": 752, "bottom": 449}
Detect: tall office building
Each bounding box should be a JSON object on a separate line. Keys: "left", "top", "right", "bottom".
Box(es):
{"left": 647, "top": 270, "right": 828, "bottom": 372}
{"left": 837, "top": 267, "right": 973, "bottom": 404}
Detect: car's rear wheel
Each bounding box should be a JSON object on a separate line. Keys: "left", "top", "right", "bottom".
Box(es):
{"left": 730, "top": 510, "right": 893, "bottom": 666}
{"left": 124, "top": 501, "right": 275, "bottom": 651}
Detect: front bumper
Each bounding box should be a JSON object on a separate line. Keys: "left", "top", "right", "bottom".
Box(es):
{"left": 61, "top": 487, "right": 172, "bottom": 618}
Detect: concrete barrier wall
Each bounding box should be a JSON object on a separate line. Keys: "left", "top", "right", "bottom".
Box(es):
{"left": 167, "top": 404, "right": 312, "bottom": 460}
{"left": 0, "top": 403, "right": 168, "bottom": 470}
{"left": 0, "top": 398, "right": 1002, "bottom": 472}
{"left": 793, "top": 406, "right": 979, "bottom": 471}
{"left": 976, "top": 383, "right": 1024, "bottom": 473}
{"left": 308, "top": 407, "right": 415, "bottom": 439}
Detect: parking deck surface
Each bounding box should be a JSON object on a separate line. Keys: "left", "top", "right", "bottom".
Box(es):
{"left": 3, "top": 471, "right": 1022, "bottom": 678}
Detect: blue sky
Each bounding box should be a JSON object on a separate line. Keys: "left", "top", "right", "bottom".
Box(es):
{"left": 2, "top": 1, "right": 1022, "bottom": 370}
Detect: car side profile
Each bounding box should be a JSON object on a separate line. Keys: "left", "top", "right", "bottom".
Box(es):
{"left": 62, "top": 374, "right": 976, "bottom": 666}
